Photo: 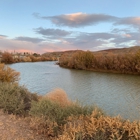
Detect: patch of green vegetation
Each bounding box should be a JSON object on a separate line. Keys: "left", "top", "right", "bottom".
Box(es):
{"left": 0, "top": 82, "right": 38, "bottom": 115}
{"left": 30, "top": 98, "right": 95, "bottom": 125}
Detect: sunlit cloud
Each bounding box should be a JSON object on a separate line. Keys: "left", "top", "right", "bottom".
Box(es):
{"left": 33, "top": 12, "right": 140, "bottom": 32}
{"left": 122, "top": 34, "right": 131, "bottom": 38}
{"left": 33, "top": 12, "right": 117, "bottom": 28}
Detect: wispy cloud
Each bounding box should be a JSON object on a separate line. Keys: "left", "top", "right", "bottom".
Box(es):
{"left": 33, "top": 12, "right": 140, "bottom": 31}
{"left": 14, "top": 36, "right": 45, "bottom": 43}
{"left": 0, "top": 34, "right": 8, "bottom": 39}
{"left": 115, "top": 17, "right": 140, "bottom": 30}
{"left": 33, "top": 12, "right": 117, "bottom": 28}
{"left": 34, "top": 27, "right": 72, "bottom": 38}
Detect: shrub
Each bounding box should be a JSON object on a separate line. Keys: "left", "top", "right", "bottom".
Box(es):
{"left": 1, "top": 52, "right": 14, "bottom": 64}
{"left": 29, "top": 116, "right": 58, "bottom": 137}
{"left": 59, "top": 51, "right": 94, "bottom": 70}
{"left": 30, "top": 99, "right": 65, "bottom": 125}
{"left": 45, "top": 88, "right": 71, "bottom": 107}
{"left": 57, "top": 111, "right": 140, "bottom": 140}
{"left": 0, "top": 63, "right": 20, "bottom": 83}
{"left": 29, "top": 55, "right": 38, "bottom": 62}
{"left": 22, "top": 56, "right": 32, "bottom": 62}
{"left": 30, "top": 89, "right": 95, "bottom": 126}
{"left": 0, "top": 82, "right": 38, "bottom": 115}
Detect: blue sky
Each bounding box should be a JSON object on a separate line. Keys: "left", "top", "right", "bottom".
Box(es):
{"left": 0, "top": 0, "right": 140, "bottom": 53}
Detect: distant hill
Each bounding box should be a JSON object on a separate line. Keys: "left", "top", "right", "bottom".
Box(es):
{"left": 42, "top": 50, "right": 82, "bottom": 58}
{"left": 93, "top": 46, "right": 140, "bottom": 55}
{"left": 42, "top": 46, "right": 140, "bottom": 58}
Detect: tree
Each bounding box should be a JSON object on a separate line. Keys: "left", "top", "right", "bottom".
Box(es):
{"left": 70, "top": 51, "right": 94, "bottom": 69}
{"left": 2, "top": 52, "right": 14, "bottom": 64}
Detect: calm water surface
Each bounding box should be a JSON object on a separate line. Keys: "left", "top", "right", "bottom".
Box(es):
{"left": 9, "top": 62, "right": 140, "bottom": 121}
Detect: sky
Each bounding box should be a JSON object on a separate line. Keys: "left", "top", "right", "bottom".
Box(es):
{"left": 0, "top": 0, "right": 140, "bottom": 54}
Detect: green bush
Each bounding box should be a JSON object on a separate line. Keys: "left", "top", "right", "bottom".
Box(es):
{"left": 30, "top": 98, "right": 95, "bottom": 125}
{"left": 0, "top": 82, "right": 38, "bottom": 115}
{"left": 30, "top": 99, "right": 64, "bottom": 124}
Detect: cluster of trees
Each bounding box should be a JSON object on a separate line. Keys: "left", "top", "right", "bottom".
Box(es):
{"left": 59, "top": 51, "right": 94, "bottom": 70}
{"left": 59, "top": 50, "right": 140, "bottom": 74}
{"left": 0, "top": 52, "right": 57, "bottom": 64}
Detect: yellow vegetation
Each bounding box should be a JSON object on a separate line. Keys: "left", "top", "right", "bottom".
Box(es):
{"left": 45, "top": 88, "right": 71, "bottom": 107}
{"left": 29, "top": 89, "right": 140, "bottom": 139}
{"left": 0, "top": 63, "right": 20, "bottom": 83}
{"left": 59, "top": 49, "right": 140, "bottom": 74}
{"left": 57, "top": 110, "right": 140, "bottom": 140}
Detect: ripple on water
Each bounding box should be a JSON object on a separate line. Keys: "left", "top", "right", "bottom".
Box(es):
{"left": 9, "top": 62, "right": 140, "bottom": 121}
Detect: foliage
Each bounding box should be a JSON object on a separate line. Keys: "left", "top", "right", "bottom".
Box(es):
{"left": 30, "top": 89, "right": 95, "bottom": 126}
{"left": 45, "top": 88, "right": 71, "bottom": 107}
{"left": 0, "top": 83, "right": 140, "bottom": 139}
{"left": 57, "top": 112, "right": 140, "bottom": 140}
{"left": 69, "top": 51, "right": 94, "bottom": 69}
{"left": 59, "top": 51, "right": 94, "bottom": 70}
{"left": 22, "top": 56, "right": 32, "bottom": 62}
{"left": 0, "top": 63, "right": 20, "bottom": 83}
{"left": 59, "top": 49, "right": 140, "bottom": 74}
{"left": 0, "top": 82, "right": 38, "bottom": 115}
{"left": 30, "top": 96, "right": 140, "bottom": 140}
{"left": 2, "top": 52, "right": 14, "bottom": 64}
{"left": 59, "top": 53, "right": 70, "bottom": 66}
{"left": 29, "top": 116, "right": 59, "bottom": 138}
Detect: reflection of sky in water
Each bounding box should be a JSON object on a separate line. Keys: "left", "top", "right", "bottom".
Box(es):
{"left": 9, "top": 62, "right": 140, "bottom": 121}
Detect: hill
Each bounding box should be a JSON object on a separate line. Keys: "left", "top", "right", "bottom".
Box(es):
{"left": 93, "top": 46, "right": 140, "bottom": 55}
{"left": 43, "top": 46, "right": 140, "bottom": 58}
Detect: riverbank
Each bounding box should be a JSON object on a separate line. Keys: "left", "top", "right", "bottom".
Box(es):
{"left": 59, "top": 64, "right": 140, "bottom": 75}
{"left": 0, "top": 82, "right": 140, "bottom": 139}
{"left": 8, "top": 61, "right": 140, "bottom": 121}
{"left": 58, "top": 46, "right": 140, "bottom": 75}
{"left": 1, "top": 63, "right": 140, "bottom": 139}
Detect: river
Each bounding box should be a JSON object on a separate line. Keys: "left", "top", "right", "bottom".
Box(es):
{"left": 9, "top": 61, "right": 140, "bottom": 121}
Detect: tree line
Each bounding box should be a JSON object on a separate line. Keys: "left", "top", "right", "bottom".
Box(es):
{"left": 0, "top": 52, "right": 57, "bottom": 64}
{"left": 59, "top": 49, "right": 140, "bottom": 74}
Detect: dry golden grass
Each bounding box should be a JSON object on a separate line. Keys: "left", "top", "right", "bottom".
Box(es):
{"left": 57, "top": 110, "right": 140, "bottom": 140}
{"left": 44, "top": 88, "right": 71, "bottom": 107}
{"left": 28, "top": 116, "right": 59, "bottom": 139}
{"left": 0, "top": 63, "right": 20, "bottom": 83}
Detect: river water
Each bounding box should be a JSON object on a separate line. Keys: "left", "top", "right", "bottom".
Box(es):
{"left": 9, "top": 61, "right": 140, "bottom": 121}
